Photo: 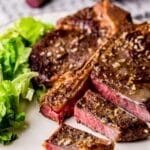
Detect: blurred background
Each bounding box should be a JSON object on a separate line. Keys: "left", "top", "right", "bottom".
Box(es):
{"left": 0, "top": 0, "right": 150, "bottom": 27}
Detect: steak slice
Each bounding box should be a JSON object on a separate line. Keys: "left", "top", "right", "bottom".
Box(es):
{"left": 57, "top": 0, "right": 132, "bottom": 33}
{"left": 91, "top": 23, "right": 150, "bottom": 122}
{"left": 40, "top": 52, "right": 99, "bottom": 123}
{"left": 29, "top": 0, "right": 132, "bottom": 85}
{"left": 44, "top": 124, "right": 114, "bottom": 150}
{"left": 30, "top": 29, "right": 100, "bottom": 84}
{"left": 74, "top": 90, "right": 150, "bottom": 142}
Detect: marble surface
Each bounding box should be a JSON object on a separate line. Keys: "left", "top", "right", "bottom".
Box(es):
{"left": 0, "top": 0, "right": 150, "bottom": 27}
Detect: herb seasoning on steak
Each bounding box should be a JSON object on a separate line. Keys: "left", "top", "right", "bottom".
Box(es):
{"left": 91, "top": 23, "right": 150, "bottom": 122}
{"left": 40, "top": 51, "right": 99, "bottom": 123}
{"left": 74, "top": 90, "right": 150, "bottom": 142}
{"left": 44, "top": 124, "right": 114, "bottom": 150}
{"left": 30, "top": 29, "right": 101, "bottom": 84}
{"left": 29, "top": 0, "right": 132, "bottom": 85}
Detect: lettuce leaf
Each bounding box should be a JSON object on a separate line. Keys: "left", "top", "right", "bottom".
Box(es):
{"left": 0, "top": 131, "right": 17, "bottom": 145}
{"left": 0, "top": 80, "right": 20, "bottom": 144}
{"left": 12, "top": 72, "right": 38, "bottom": 101}
{"left": 15, "top": 17, "right": 54, "bottom": 45}
{"left": 0, "top": 37, "right": 31, "bottom": 80}
{"left": 0, "top": 17, "right": 54, "bottom": 144}
{"left": 0, "top": 73, "right": 37, "bottom": 144}
{"left": 0, "top": 65, "right": 3, "bottom": 82}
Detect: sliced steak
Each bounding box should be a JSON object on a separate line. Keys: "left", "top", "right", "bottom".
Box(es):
{"left": 29, "top": 0, "right": 132, "bottom": 85}
{"left": 74, "top": 90, "right": 150, "bottom": 142}
{"left": 91, "top": 23, "right": 150, "bottom": 122}
{"left": 44, "top": 124, "right": 114, "bottom": 150}
{"left": 40, "top": 52, "right": 99, "bottom": 123}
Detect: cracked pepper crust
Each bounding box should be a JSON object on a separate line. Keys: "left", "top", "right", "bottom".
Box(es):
{"left": 29, "top": 0, "right": 132, "bottom": 85}
{"left": 92, "top": 23, "right": 150, "bottom": 103}
{"left": 45, "top": 124, "right": 114, "bottom": 150}
{"left": 76, "top": 90, "right": 150, "bottom": 141}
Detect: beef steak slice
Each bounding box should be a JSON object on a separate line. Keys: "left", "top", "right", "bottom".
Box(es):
{"left": 57, "top": 0, "right": 132, "bottom": 32}
{"left": 40, "top": 52, "right": 99, "bottom": 123}
{"left": 74, "top": 90, "right": 150, "bottom": 142}
{"left": 91, "top": 23, "right": 150, "bottom": 122}
{"left": 29, "top": 0, "right": 132, "bottom": 85}
{"left": 40, "top": 70, "right": 89, "bottom": 123}
{"left": 30, "top": 29, "right": 100, "bottom": 84}
{"left": 44, "top": 124, "right": 114, "bottom": 150}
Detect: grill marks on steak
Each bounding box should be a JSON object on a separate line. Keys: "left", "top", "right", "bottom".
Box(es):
{"left": 91, "top": 23, "right": 150, "bottom": 122}
{"left": 74, "top": 90, "right": 150, "bottom": 142}
{"left": 29, "top": 0, "right": 132, "bottom": 84}
{"left": 44, "top": 124, "right": 114, "bottom": 150}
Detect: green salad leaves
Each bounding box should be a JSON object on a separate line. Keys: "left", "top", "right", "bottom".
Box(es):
{"left": 0, "top": 37, "right": 32, "bottom": 79}
{"left": 0, "top": 17, "right": 54, "bottom": 144}
{"left": 15, "top": 17, "right": 54, "bottom": 45}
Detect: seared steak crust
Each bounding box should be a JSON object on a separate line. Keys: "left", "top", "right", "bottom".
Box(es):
{"left": 44, "top": 124, "right": 114, "bottom": 150}
{"left": 57, "top": 0, "right": 132, "bottom": 32}
{"left": 92, "top": 25, "right": 150, "bottom": 96}
{"left": 40, "top": 70, "right": 89, "bottom": 123}
{"left": 75, "top": 90, "right": 150, "bottom": 142}
{"left": 40, "top": 51, "right": 99, "bottom": 123}
{"left": 91, "top": 23, "right": 150, "bottom": 121}
{"left": 37, "top": 0, "right": 133, "bottom": 123}
{"left": 57, "top": 7, "right": 97, "bottom": 31}
{"left": 30, "top": 29, "right": 102, "bottom": 84}
{"left": 29, "top": 0, "right": 132, "bottom": 85}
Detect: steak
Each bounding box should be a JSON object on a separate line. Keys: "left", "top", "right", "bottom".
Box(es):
{"left": 40, "top": 52, "right": 99, "bottom": 123}
{"left": 44, "top": 124, "right": 114, "bottom": 150}
{"left": 57, "top": 0, "right": 132, "bottom": 32}
{"left": 29, "top": 0, "right": 132, "bottom": 85}
{"left": 91, "top": 23, "right": 150, "bottom": 122}
{"left": 30, "top": 29, "right": 100, "bottom": 84}
{"left": 39, "top": 0, "right": 133, "bottom": 122}
{"left": 74, "top": 90, "right": 150, "bottom": 142}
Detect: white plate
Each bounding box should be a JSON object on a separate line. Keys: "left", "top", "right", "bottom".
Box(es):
{"left": 0, "top": 12, "right": 150, "bottom": 150}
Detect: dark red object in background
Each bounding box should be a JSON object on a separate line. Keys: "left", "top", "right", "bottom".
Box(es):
{"left": 26, "top": 0, "right": 50, "bottom": 8}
